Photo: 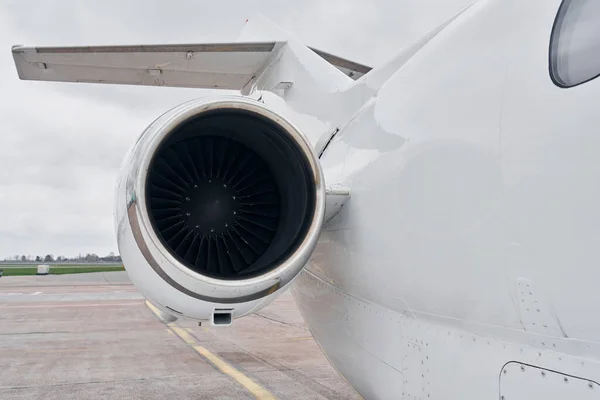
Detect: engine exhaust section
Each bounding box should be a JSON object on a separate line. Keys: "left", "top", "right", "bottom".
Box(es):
{"left": 114, "top": 97, "right": 325, "bottom": 324}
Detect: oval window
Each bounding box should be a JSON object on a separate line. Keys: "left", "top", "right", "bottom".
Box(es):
{"left": 550, "top": 0, "right": 600, "bottom": 88}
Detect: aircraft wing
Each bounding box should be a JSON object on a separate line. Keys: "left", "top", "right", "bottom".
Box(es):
{"left": 11, "top": 41, "right": 371, "bottom": 92}
{"left": 11, "top": 42, "right": 286, "bottom": 91}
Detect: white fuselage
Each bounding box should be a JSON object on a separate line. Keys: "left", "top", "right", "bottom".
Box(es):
{"left": 291, "top": 0, "right": 600, "bottom": 398}
{"left": 11, "top": 0, "right": 600, "bottom": 398}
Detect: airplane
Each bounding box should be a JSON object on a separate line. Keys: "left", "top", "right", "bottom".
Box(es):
{"left": 9, "top": 0, "right": 600, "bottom": 398}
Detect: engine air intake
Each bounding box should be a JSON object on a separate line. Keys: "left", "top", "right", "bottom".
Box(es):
{"left": 146, "top": 109, "right": 315, "bottom": 281}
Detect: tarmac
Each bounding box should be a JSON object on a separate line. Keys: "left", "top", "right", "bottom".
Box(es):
{"left": 0, "top": 272, "right": 356, "bottom": 399}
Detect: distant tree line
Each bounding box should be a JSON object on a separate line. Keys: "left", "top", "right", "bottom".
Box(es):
{"left": 2, "top": 252, "right": 121, "bottom": 263}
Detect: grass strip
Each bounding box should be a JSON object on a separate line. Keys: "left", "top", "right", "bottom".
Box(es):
{"left": 0, "top": 266, "right": 125, "bottom": 276}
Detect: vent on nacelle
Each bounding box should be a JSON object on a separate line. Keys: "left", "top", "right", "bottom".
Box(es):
{"left": 146, "top": 109, "right": 315, "bottom": 281}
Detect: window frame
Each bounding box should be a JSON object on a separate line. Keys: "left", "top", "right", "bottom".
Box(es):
{"left": 549, "top": 0, "right": 600, "bottom": 88}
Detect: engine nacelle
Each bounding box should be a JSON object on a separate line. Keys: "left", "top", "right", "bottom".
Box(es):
{"left": 114, "top": 96, "right": 325, "bottom": 325}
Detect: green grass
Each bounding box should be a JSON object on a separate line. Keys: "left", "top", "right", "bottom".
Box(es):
{"left": 1, "top": 268, "right": 38, "bottom": 276}
{"left": 0, "top": 265, "right": 125, "bottom": 276}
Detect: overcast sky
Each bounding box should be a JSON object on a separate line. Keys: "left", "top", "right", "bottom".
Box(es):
{"left": 0, "top": 0, "right": 471, "bottom": 259}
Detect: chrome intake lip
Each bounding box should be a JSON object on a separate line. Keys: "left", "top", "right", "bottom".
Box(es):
{"left": 126, "top": 97, "right": 325, "bottom": 303}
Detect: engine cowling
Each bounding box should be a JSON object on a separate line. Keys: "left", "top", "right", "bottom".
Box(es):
{"left": 114, "top": 96, "right": 325, "bottom": 325}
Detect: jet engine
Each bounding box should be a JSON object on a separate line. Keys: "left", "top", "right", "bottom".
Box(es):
{"left": 114, "top": 97, "right": 325, "bottom": 325}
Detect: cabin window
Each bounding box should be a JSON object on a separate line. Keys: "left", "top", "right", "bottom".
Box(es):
{"left": 550, "top": 0, "right": 600, "bottom": 87}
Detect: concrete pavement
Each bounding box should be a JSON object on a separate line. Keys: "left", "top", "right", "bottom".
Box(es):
{"left": 0, "top": 272, "right": 355, "bottom": 399}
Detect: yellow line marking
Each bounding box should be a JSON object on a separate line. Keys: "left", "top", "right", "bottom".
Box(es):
{"left": 169, "top": 326, "right": 276, "bottom": 399}
{"left": 145, "top": 300, "right": 165, "bottom": 319}
{"left": 145, "top": 300, "right": 276, "bottom": 399}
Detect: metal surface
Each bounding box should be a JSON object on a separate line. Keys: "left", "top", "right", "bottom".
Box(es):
{"left": 324, "top": 185, "right": 350, "bottom": 224}
{"left": 115, "top": 97, "right": 325, "bottom": 319}
{"left": 298, "top": 0, "right": 600, "bottom": 397}
{"left": 11, "top": 40, "right": 371, "bottom": 90}
{"left": 308, "top": 47, "right": 372, "bottom": 79}
{"left": 11, "top": 0, "right": 600, "bottom": 398}
{"left": 500, "top": 362, "right": 600, "bottom": 400}
{"left": 14, "top": 42, "right": 277, "bottom": 54}
{"left": 12, "top": 42, "right": 285, "bottom": 90}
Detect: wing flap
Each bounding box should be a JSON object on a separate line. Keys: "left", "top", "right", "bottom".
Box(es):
{"left": 11, "top": 40, "right": 372, "bottom": 91}
{"left": 12, "top": 42, "right": 282, "bottom": 90}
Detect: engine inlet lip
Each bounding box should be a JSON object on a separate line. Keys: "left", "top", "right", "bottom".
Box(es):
{"left": 131, "top": 97, "right": 325, "bottom": 295}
